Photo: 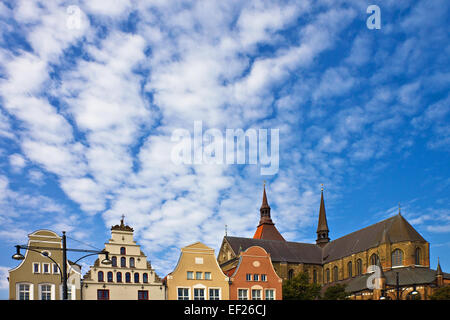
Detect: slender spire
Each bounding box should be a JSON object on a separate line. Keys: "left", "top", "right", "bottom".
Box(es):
{"left": 398, "top": 203, "right": 402, "bottom": 216}
{"left": 253, "top": 183, "right": 285, "bottom": 241}
{"left": 437, "top": 257, "right": 443, "bottom": 275}
{"left": 259, "top": 182, "right": 272, "bottom": 224}
{"left": 316, "top": 184, "right": 330, "bottom": 247}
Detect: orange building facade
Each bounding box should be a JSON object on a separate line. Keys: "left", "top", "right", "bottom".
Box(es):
{"left": 226, "top": 246, "right": 282, "bottom": 300}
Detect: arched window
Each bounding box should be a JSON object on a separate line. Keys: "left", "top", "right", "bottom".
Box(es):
{"left": 121, "top": 257, "right": 126, "bottom": 268}
{"left": 415, "top": 248, "right": 422, "bottom": 265}
{"left": 326, "top": 268, "right": 330, "bottom": 283}
{"left": 125, "top": 272, "right": 131, "bottom": 283}
{"left": 98, "top": 271, "right": 104, "bottom": 282}
{"left": 120, "top": 247, "right": 126, "bottom": 255}
{"left": 370, "top": 254, "right": 379, "bottom": 268}
{"left": 134, "top": 273, "right": 139, "bottom": 283}
{"left": 143, "top": 273, "right": 148, "bottom": 283}
{"left": 313, "top": 270, "right": 317, "bottom": 284}
{"left": 356, "top": 259, "right": 362, "bottom": 276}
{"left": 288, "top": 269, "right": 294, "bottom": 280}
{"left": 117, "top": 272, "right": 122, "bottom": 283}
{"left": 392, "top": 249, "right": 403, "bottom": 267}
{"left": 333, "top": 266, "right": 339, "bottom": 282}
{"left": 348, "top": 261, "right": 352, "bottom": 278}
{"left": 107, "top": 271, "right": 113, "bottom": 282}
{"left": 130, "top": 257, "right": 135, "bottom": 268}
{"left": 111, "top": 256, "right": 117, "bottom": 267}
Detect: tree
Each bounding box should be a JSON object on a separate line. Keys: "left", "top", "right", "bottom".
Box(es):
{"left": 322, "top": 284, "right": 348, "bottom": 300}
{"left": 282, "top": 271, "right": 321, "bottom": 300}
{"left": 430, "top": 286, "right": 450, "bottom": 300}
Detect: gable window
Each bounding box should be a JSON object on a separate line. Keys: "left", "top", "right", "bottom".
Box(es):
{"left": 98, "top": 271, "right": 104, "bottom": 282}
{"left": 209, "top": 288, "right": 220, "bottom": 300}
{"left": 187, "top": 271, "right": 194, "bottom": 280}
{"left": 392, "top": 249, "right": 403, "bottom": 267}
{"left": 238, "top": 289, "right": 248, "bottom": 300}
{"left": 178, "top": 288, "right": 189, "bottom": 300}
{"left": 143, "top": 273, "right": 148, "bottom": 283}
{"left": 107, "top": 271, "right": 113, "bottom": 282}
{"left": 53, "top": 264, "right": 59, "bottom": 274}
{"left": 120, "top": 247, "right": 126, "bottom": 255}
{"left": 134, "top": 273, "right": 139, "bottom": 283}
{"left": 204, "top": 272, "right": 211, "bottom": 280}
{"left": 246, "top": 274, "right": 251, "bottom": 281}
{"left": 265, "top": 289, "right": 275, "bottom": 300}
{"left": 130, "top": 257, "right": 135, "bottom": 268}
{"left": 125, "top": 272, "right": 131, "bottom": 283}
{"left": 33, "top": 263, "right": 40, "bottom": 274}
{"left": 194, "top": 288, "right": 205, "bottom": 300}
{"left": 121, "top": 257, "right": 126, "bottom": 268}
{"left": 261, "top": 274, "right": 267, "bottom": 282}
{"left": 116, "top": 272, "right": 122, "bottom": 283}
{"left": 253, "top": 274, "right": 259, "bottom": 281}
{"left": 43, "top": 263, "right": 50, "bottom": 274}
{"left": 196, "top": 272, "right": 202, "bottom": 280}
{"left": 111, "top": 256, "right": 117, "bottom": 267}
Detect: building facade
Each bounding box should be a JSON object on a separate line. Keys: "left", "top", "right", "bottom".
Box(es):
{"left": 165, "top": 242, "right": 230, "bottom": 300}
{"left": 225, "top": 246, "right": 282, "bottom": 300}
{"left": 82, "top": 218, "right": 165, "bottom": 300}
{"left": 8, "top": 230, "right": 82, "bottom": 300}
{"left": 218, "top": 185, "right": 450, "bottom": 299}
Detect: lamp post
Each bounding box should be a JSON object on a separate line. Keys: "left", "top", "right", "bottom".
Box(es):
{"left": 12, "top": 231, "right": 111, "bottom": 300}
{"left": 379, "top": 271, "right": 419, "bottom": 300}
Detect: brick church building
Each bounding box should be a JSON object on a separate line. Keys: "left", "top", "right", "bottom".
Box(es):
{"left": 218, "top": 185, "right": 449, "bottom": 300}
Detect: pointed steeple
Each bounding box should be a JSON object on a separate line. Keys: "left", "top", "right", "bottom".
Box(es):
{"left": 316, "top": 185, "right": 330, "bottom": 247}
{"left": 437, "top": 257, "right": 443, "bottom": 275}
{"left": 253, "top": 183, "right": 285, "bottom": 241}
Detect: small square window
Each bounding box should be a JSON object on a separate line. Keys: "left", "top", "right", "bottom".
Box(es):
{"left": 253, "top": 274, "right": 259, "bottom": 281}
{"left": 261, "top": 274, "right": 267, "bottom": 282}
{"left": 33, "top": 263, "right": 40, "bottom": 273}
{"left": 187, "top": 271, "right": 194, "bottom": 280}
{"left": 246, "top": 274, "right": 251, "bottom": 281}
{"left": 204, "top": 272, "right": 211, "bottom": 280}
{"left": 195, "top": 272, "right": 202, "bottom": 280}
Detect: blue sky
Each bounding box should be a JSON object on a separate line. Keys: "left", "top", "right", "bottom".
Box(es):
{"left": 0, "top": 0, "right": 449, "bottom": 299}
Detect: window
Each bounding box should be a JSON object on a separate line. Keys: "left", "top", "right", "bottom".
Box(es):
{"left": 117, "top": 272, "right": 122, "bottom": 283}
{"left": 288, "top": 269, "right": 294, "bottom": 280}
{"left": 392, "top": 249, "right": 403, "bottom": 267}
{"left": 313, "top": 270, "right": 318, "bottom": 284}
{"left": 253, "top": 274, "right": 259, "bottom": 281}
{"left": 415, "top": 248, "right": 422, "bottom": 265}
{"left": 326, "top": 268, "right": 330, "bottom": 283}
{"left": 143, "top": 273, "right": 148, "bottom": 283}
{"left": 53, "top": 264, "right": 59, "bottom": 274}
{"left": 33, "top": 263, "right": 40, "bottom": 273}
{"left": 238, "top": 289, "right": 248, "bottom": 300}
{"left": 40, "top": 284, "right": 52, "bottom": 300}
{"left": 97, "top": 289, "right": 109, "bottom": 300}
{"left": 370, "top": 254, "right": 380, "bottom": 268}
{"left": 138, "top": 290, "right": 149, "bottom": 300}
{"left": 204, "top": 272, "right": 211, "bottom": 280}
{"left": 121, "top": 257, "right": 126, "bottom": 268}
{"left": 265, "top": 289, "right": 275, "bottom": 300}
{"left": 251, "top": 289, "right": 262, "bottom": 300}
{"left": 107, "top": 271, "right": 113, "bottom": 282}
{"left": 111, "top": 256, "right": 117, "bottom": 267}
{"left": 134, "top": 273, "right": 140, "bottom": 283}
{"left": 125, "top": 272, "right": 131, "bottom": 283}
{"left": 196, "top": 272, "right": 202, "bottom": 280}
{"left": 333, "top": 266, "right": 339, "bottom": 282}
{"left": 18, "top": 284, "right": 31, "bottom": 300}
{"left": 67, "top": 285, "right": 72, "bottom": 300}
{"left": 348, "top": 261, "right": 353, "bottom": 278}
{"left": 261, "top": 274, "right": 267, "bottom": 282}
{"left": 209, "top": 288, "right": 220, "bottom": 300}
{"left": 178, "top": 288, "right": 189, "bottom": 300}
{"left": 98, "top": 271, "right": 104, "bottom": 282}
{"left": 246, "top": 274, "right": 251, "bottom": 281}
{"left": 356, "top": 259, "right": 362, "bottom": 276}
{"left": 120, "top": 247, "right": 126, "bottom": 255}
{"left": 130, "top": 257, "right": 135, "bottom": 268}
{"left": 187, "top": 271, "right": 194, "bottom": 280}
{"left": 194, "top": 288, "right": 205, "bottom": 300}
{"left": 43, "top": 263, "right": 50, "bottom": 274}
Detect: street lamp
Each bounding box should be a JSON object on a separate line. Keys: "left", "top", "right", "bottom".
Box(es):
{"left": 12, "top": 231, "right": 111, "bottom": 300}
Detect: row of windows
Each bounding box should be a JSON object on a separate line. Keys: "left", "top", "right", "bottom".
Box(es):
{"left": 32, "top": 262, "right": 59, "bottom": 274}
{"left": 245, "top": 274, "right": 267, "bottom": 282}
{"left": 178, "top": 288, "right": 221, "bottom": 300}
{"left": 186, "top": 271, "right": 212, "bottom": 280}
{"left": 97, "top": 289, "right": 148, "bottom": 300}
{"left": 98, "top": 271, "right": 149, "bottom": 283}
{"left": 110, "top": 256, "right": 138, "bottom": 268}
{"left": 17, "top": 283, "right": 75, "bottom": 300}
{"left": 238, "top": 289, "right": 275, "bottom": 300}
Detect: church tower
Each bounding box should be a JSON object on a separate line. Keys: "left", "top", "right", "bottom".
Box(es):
{"left": 316, "top": 185, "right": 330, "bottom": 247}
{"left": 253, "top": 184, "right": 285, "bottom": 241}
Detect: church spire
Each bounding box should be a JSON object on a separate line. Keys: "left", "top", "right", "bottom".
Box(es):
{"left": 253, "top": 183, "right": 285, "bottom": 241}
{"left": 316, "top": 185, "right": 330, "bottom": 247}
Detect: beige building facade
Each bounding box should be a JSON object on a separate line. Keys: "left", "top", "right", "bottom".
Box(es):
{"left": 165, "top": 242, "right": 230, "bottom": 300}
{"left": 8, "top": 230, "right": 82, "bottom": 300}
{"left": 82, "top": 218, "right": 165, "bottom": 300}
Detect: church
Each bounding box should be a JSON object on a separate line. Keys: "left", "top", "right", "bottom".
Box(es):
{"left": 218, "top": 185, "right": 449, "bottom": 300}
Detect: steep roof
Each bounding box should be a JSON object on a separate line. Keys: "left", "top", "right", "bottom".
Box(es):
{"left": 322, "top": 214, "right": 427, "bottom": 263}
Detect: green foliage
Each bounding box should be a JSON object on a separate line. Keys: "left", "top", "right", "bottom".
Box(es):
{"left": 282, "top": 271, "right": 322, "bottom": 300}
{"left": 430, "top": 286, "right": 450, "bottom": 300}
{"left": 321, "top": 283, "right": 349, "bottom": 300}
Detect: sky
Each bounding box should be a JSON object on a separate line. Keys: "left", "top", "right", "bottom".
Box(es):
{"left": 0, "top": 0, "right": 449, "bottom": 299}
